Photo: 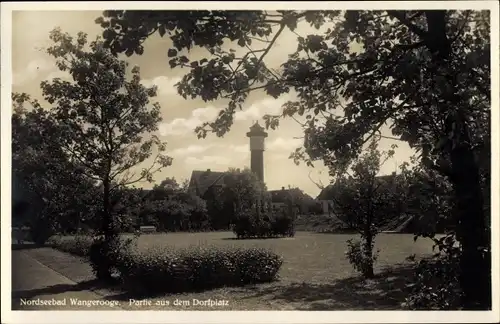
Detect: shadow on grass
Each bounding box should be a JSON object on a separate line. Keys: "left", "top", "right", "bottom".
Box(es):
{"left": 102, "top": 264, "right": 418, "bottom": 309}
{"left": 220, "top": 236, "right": 293, "bottom": 241}
{"left": 244, "top": 264, "right": 416, "bottom": 310}
{"left": 11, "top": 243, "right": 42, "bottom": 251}
{"left": 312, "top": 230, "right": 359, "bottom": 235}
{"left": 12, "top": 279, "right": 120, "bottom": 301}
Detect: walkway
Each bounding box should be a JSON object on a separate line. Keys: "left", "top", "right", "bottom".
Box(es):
{"left": 11, "top": 248, "right": 122, "bottom": 310}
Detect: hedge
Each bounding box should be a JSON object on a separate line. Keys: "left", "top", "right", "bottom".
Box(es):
{"left": 49, "top": 235, "right": 283, "bottom": 294}
{"left": 232, "top": 209, "right": 295, "bottom": 239}
{"left": 48, "top": 235, "right": 93, "bottom": 257}
{"left": 115, "top": 245, "right": 283, "bottom": 294}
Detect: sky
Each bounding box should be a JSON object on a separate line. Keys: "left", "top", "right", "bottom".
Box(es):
{"left": 11, "top": 10, "right": 415, "bottom": 197}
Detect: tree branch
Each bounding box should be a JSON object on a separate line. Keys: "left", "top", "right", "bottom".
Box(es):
{"left": 388, "top": 10, "right": 428, "bottom": 40}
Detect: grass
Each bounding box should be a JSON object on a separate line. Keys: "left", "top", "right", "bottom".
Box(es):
{"left": 18, "top": 231, "right": 436, "bottom": 310}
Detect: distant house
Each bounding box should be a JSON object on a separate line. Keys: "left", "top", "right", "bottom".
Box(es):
{"left": 186, "top": 123, "right": 315, "bottom": 215}
{"left": 268, "top": 187, "right": 313, "bottom": 214}
{"left": 315, "top": 173, "right": 401, "bottom": 215}
{"left": 315, "top": 173, "right": 420, "bottom": 232}
{"left": 187, "top": 170, "right": 312, "bottom": 214}
{"left": 187, "top": 169, "right": 228, "bottom": 198}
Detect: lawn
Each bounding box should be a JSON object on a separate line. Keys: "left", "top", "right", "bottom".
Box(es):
{"left": 129, "top": 231, "right": 434, "bottom": 284}
{"left": 23, "top": 231, "right": 437, "bottom": 310}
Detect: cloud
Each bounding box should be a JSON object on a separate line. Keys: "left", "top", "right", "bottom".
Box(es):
{"left": 266, "top": 137, "right": 303, "bottom": 151}
{"left": 269, "top": 153, "right": 291, "bottom": 161}
{"left": 185, "top": 155, "right": 232, "bottom": 166}
{"left": 234, "top": 97, "right": 286, "bottom": 121}
{"left": 13, "top": 58, "right": 54, "bottom": 86}
{"left": 141, "top": 76, "right": 182, "bottom": 96}
{"left": 159, "top": 106, "right": 219, "bottom": 136}
{"left": 159, "top": 96, "right": 291, "bottom": 137}
{"left": 171, "top": 143, "right": 249, "bottom": 160}
{"left": 228, "top": 144, "right": 249, "bottom": 154}
{"left": 170, "top": 144, "right": 214, "bottom": 157}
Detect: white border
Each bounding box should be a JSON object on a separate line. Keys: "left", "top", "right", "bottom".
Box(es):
{"left": 1, "top": 1, "right": 499, "bottom": 323}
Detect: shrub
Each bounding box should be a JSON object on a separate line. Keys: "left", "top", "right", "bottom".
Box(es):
{"left": 270, "top": 212, "right": 295, "bottom": 237}
{"left": 49, "top": 234, "right": 282, "bottom": 294}
{"left": 403, "top": 235, "right": 463, "bottom": 310}
{"left": 345, "top": 238, "right": 379, "bottom": 277}
{"left": 232, "top": 208, "right": 295, "bottom": 239}
{"left": 403, "top": 255, "right": 462, "bottom": 309}
{"left": 232, "top": 209, "right": 260, "bottom": 238}
{"left": 115, "top": 245, "right": 283, "bottom": 295}
{"left": 48, "top": 234, "right": 93, "bottom": 257}
{"left": 89, "top": 234, "right": 139, "bottom": 281}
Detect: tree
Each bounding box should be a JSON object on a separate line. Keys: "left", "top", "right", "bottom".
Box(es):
{"left": 97, "top": 10, "right": 491, "bottom": 308}
{"left": 330, "top": 141, "right": 406, "bottom": 278}
{"left": 200, "top": 168, "right": 267, "bottom": 230}
{"left": 142, "top": 181, "right": 209, "bottom": 231}
{"left": 223, "top": 168, "right": 268, "bottom": 213}
{"left": 14, "top": 28, "right": 172, "bottom": 278}
{"left": 402, "top": 162, "right": 455, "bottom": 236}
{"left": 12, "top": 100, "right": 99, "bottom": 242}
{"left": 202, "top": 184, "right": 227, "bottom": 230}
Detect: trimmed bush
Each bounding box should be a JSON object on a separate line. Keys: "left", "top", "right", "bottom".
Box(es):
{"left": 270, "top": 212, "right": 295, "bottom": 237}
{"left": 114, "top": 245, "right": 283, "bottom": 294}
{"left": 232, "top": 208, "right": 295, "bottom": 239}
{"left": 48, "top": 234, "right": 93, "bottom": 257}
{"left": 49, "top": 234, "right": 283, "bottom": 294}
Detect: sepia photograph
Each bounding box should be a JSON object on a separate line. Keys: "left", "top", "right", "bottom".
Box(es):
{"left": 1, "top": 1, "right": 499, "bottom": 323}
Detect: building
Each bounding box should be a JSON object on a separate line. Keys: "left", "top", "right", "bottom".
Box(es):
{"left": 187, "top": 169, "right": 227, "bottom": 198}
{"left": 187, "top": 122, "right": 311, "bottom": 213}
{"left": 269, "top": 187, "right": 314, "bottom": 214}
{"left": 315, "top": 173, "right": 401, "bottom": 215}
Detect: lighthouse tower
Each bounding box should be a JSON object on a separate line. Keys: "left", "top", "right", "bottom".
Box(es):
{"left": 246, "top": 121, "right": 268, "bottom": 183}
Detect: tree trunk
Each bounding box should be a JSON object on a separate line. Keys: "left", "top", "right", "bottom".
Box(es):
{"left": 363, "top": 231, "right": 375, "bottom": 278}
{"left": 450, "top": 143, "right": 490, "bottom": 309}
{"left": 102, "top": 177, "right": 115, "bottom": 240}
{"left": 96, "top": 176, "right": 117, "bottom": 281}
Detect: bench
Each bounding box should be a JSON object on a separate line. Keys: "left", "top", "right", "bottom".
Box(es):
{"left": 140, "top": 226, "right": 156, "bottom": 234}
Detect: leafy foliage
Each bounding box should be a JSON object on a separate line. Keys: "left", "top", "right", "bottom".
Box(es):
{"left": 232, "top": 201, "right": 296, "bottom": 239}
{"left": 401, "top": 163, "right": 455, "bottom": 237}
{"left": 403, "top": 235, "right": 463, "bottom": 310}
{"left": 137, "top": 179, "right": 210, "bottom": 232}
{"left": 223, "top": 168, "right": 268, "bottom": 212}
{"left": 14, "top": 27, "right": 173, "bottom": 278}
{"left": 327, "top": 142, "right": 405, "bottom": 278}
{"left": 12, "top": 100, "right": 100, "bottom": 243}
{"left": 330, "top": 142, "right": 406, "bottom": 232}
{"left": 200, "top": 168, "right": 268, "bottom": 230}
{"left": 89, "top": 234, "right": 138, "bottom": 282}
{"left": 116, "top": 245, "right": 283, "bottom": 294}
{"left": 50, "top": 235, "right": 283, "bottom": 294}
{"left": 48, "top": 235, "right": 94, "bottom": 257}
{"left": 96, "top": 9, "right": 490, "bottom": 308}
{"left": 345, "top": 239, "right": 380, "bottom": 278}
